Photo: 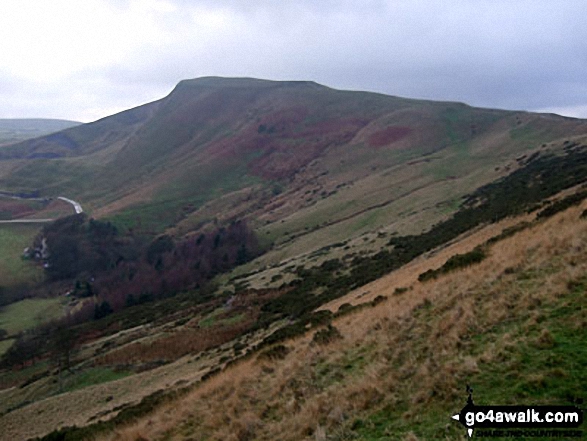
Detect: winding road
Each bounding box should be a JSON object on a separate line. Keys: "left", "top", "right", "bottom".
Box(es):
{"left": 56, "top": 196, "right": 83, "bottom": 214}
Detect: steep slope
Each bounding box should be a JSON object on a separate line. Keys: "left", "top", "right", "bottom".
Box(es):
{"left": 98, "top": 192, "right": 587, "bottom": 441}
{"left": 1, "top": 78, "right": 587, "bottom": 439}
{"left": 1, "top": 77, "right": 586, "bottom": 244}
{"left": 4, "top": 179, "right": 584, "bottom": 441}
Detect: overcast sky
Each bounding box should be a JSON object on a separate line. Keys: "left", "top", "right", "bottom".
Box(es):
{"left": 1, "top": 0, "right": 586, "bottom": 122}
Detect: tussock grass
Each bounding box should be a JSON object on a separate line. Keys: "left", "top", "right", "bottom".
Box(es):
{"left": 91, "top": 201, "right": 587, "bottom": 441}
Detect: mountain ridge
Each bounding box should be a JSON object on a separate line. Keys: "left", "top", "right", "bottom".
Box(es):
{"left": 0, "top": 77, "right": 586, "bottom": 245}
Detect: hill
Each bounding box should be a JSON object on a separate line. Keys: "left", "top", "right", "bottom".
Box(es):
{"left": 0, "top": 78, "right": 586, "bottom": 250}
{"left": 0, "top": 78, "right": 587, "bottom": 440}
{"left": 0, "top": 119, "right": 80, "bottom": 147}
{"left": 96, "top": 192, "right": 587, "bottom": 441}
{"left": 1, "top": 177, "right": 586, "bottom": 441}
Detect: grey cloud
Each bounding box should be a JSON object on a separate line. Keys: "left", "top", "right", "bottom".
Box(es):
{"left": 1, "top": 0, "right": 587, "bottom": 120}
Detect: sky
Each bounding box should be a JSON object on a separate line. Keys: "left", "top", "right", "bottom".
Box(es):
{"left": 0, "top": 0, "right": 586, "bottom": 123}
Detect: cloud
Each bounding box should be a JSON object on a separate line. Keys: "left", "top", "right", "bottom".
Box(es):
{"left": 0, "top": 0, "right": 586, "bottom": 121}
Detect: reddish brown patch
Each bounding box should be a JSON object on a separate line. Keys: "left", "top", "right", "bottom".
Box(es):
{"left": 367, "top": 126, "right": 412, "bottom": 147}
{"left": 294, "top": 118, "right": 368, "bottom": 139}
{"left": 0, "top": 199, "right": 39, "bottom": 218}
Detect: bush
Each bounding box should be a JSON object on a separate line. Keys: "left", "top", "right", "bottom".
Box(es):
{"left": 94, "top": 301, "right": 113, "bottom": 320}
{"left": 486, "top": 222, "right": 531, "bottom": 245}
{"left": 312, "top": 324, "right": 342, "bottom": 345}
{"left": 371, "top": 295, "right": 387, "bottom": 306}
{"left": 258, "top": 344, "right": 290, "bottom": 361}
{"left": 337, "top": 303, "right": 353, "bottom": 313}
{"left": 419, "top": 247, "right": 487, "bottom": 282}
{"left": 536, "top": 190, "right": 587, "bottom": 219}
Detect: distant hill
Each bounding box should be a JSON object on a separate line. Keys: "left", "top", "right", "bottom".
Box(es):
{"left": 0, "top": 77, "right": 586, "bottom": 254}
{"left": 0, "top": 119, "right": 81, "bottom": 147}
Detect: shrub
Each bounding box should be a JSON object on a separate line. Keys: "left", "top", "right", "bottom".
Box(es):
{"left": 337, "top": 303, "right": 353, "bottom": 313}
{"left": 536, "top": 190, "right": 587, "bottom": 219}
{"left": 371, "top": 295, "right": 387, "bottom": 306}
{"left": 312, "top": 324, "right": 342, "bottom": 345}
{"left": 419, "top": 247, "right": 487, "bottom": 282}
{"left": 486, "top": 222, "right": 531, "bottom": 245}
{"left": 258, "top": 344, "right": 290, "bottom": 361}
{"left": 94, "top": 301, "right": 113, "bottom": 320}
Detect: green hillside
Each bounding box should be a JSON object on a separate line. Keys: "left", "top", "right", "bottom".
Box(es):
{"left": 1, "top": 78, "right": 585, "bottom": 246}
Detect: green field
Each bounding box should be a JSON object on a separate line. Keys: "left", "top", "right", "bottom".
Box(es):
{"left": 0, "top": 297, "right": 65, "bottom": 336}
{"left": 0, "top": 224, "right": 44, "bottom": 287}
{"left": 0, "top": 338, "right": 14, "bottom": 357}
{"left": 63, "top": 367, "right": 132, "bottom": 393}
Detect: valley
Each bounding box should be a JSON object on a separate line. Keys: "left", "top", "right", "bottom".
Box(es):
{"left": 0, "top": 78, "right": 585, "bottom": 440}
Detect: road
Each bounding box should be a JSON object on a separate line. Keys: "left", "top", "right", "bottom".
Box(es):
{"left": 0, "top": 219, "right": 54, "bottom": 224}
{"left": 57, "top": 196, "right": 83, "bottom": 214}
{"left": 0, "top": 195, "right": 83, "bottom": 224}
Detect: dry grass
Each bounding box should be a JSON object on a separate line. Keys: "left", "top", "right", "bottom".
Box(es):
{"left": 0, "top": 320, "right": 280, "bottom": 441}
{"left": 93, "top": 200, "right": 587, "bottom": 441}
{"left": 96, "top": 320, "right": 254, "bottom": 365}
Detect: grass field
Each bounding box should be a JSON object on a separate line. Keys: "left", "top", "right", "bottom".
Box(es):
{"left": 63, "top": 367, "right": 132, "bottom": 393}
{"left": 0, "top": 224, "right": 43, "bottom": 287}
{"left": 0, "top": 339, "right": 14, "bottom": 358}
{"left": 0, "top": 297, "right": 65, "bottom": 336}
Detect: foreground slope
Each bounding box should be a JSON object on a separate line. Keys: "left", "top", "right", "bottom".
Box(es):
{"left": 5, "top": 186, "right": 577, "bottom": 441}
{"left": 1, "top": 176, "right": 586, "bottom": 440}
{"left": 100, "top": 195, "right": 587, "bottom": 441}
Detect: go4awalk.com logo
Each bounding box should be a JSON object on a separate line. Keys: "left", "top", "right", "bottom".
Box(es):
{"left": 451, "top": 386, "right": 584, "bottom": 438}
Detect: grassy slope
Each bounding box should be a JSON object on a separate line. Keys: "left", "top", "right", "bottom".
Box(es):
{"left": 1, "top": 191, "right": 584, "bottom": 441}
{"left": 0, "top": 340, "right": 13, "bottom": 358}
{"left": 0, "top": 79, "right": 587, "bottom": 438}
{"left": 216, "top": 135, "right": 587, "bottom": 296}
{"left": 88, "top": 202, "right": 587, "bottom": 441}
{"left": 1, "top": 78, "right": 585, "bottom": 241}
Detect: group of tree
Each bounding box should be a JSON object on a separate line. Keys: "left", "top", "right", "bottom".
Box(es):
{"left": 93, "top": 220, "right": 260, "bottom": 313}
{"left": 32, "top": 214, "right": 259, "bottom": 319}
{"left": 1, "top": 216, "right": 260, "bottom": 370}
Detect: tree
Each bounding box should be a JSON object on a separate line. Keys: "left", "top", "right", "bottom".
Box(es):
{"left": 52, "top": 327, "right": 76, "bottom": 392}
{"left": 94, "top": 300, "right": 113, "bottom": 320}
